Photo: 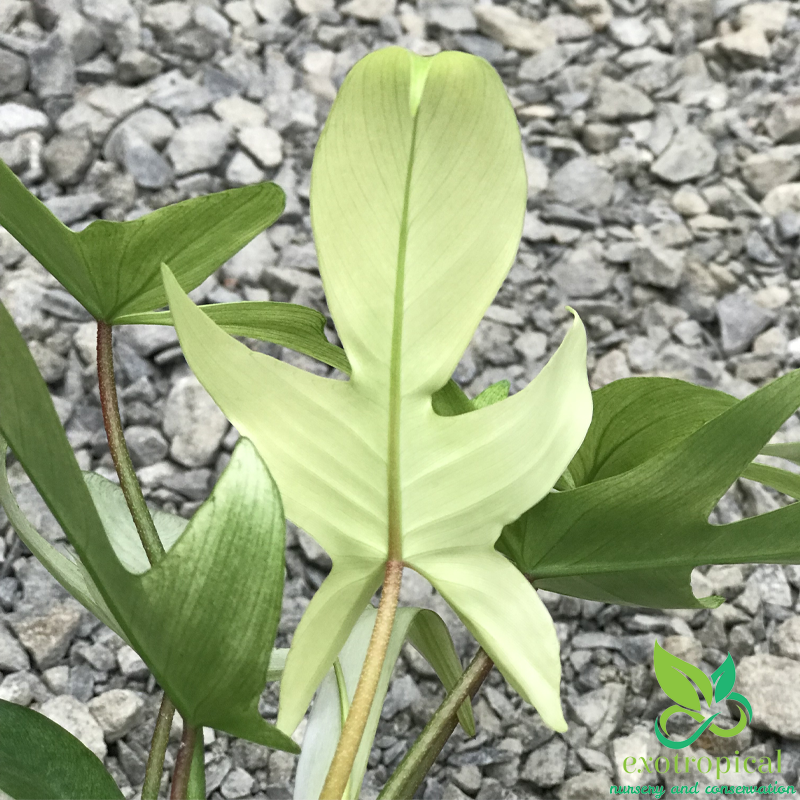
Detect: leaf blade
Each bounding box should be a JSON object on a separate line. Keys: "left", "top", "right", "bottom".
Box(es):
{"left": 0, "top": 699, "right": 124, "bottom": 800}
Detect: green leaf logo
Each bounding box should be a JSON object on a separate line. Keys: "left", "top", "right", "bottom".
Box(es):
{"left": 653, "top": 642, "right": 751, "bottom": 749}
{"left": 712, "top": 653, "right": 736, "bottom": 703}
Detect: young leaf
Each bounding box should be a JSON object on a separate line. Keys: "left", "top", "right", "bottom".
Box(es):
{"left": 0, "top": 159, "right": 284, "bottom": 322}
{"left": 294, "top": 606, "right": 472, "bottom": 800}
{"left": 653, "top": 642, "right": 713, "bottom": 711}
{"left": 0, "top": 301, "right": 297, "bottom": 752}
{"left": 498, "top": 371, "right": 800, "bottom": 609}
{"left": 163, "top": 47, "right": 592, "bottom": 734}
{"left": 0, "top": 699, "right": 124, "bottom": 800}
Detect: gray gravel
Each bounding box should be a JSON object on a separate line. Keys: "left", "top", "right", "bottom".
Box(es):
{"left": 2, "top": 0, "right": 800, "bottom": 797}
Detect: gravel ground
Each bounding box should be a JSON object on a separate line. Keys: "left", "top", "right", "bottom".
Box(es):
{"left": 2, "top": 0, "right": 800, "bottom": 797}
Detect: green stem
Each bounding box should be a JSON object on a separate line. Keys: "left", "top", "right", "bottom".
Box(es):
{"left": 187, "top": 727, "right": 206, "bottom": 800}
{"left": 142, "top": 694, "right": 175, "bottom": 800}
{"left": 320, "top": 561, "right": 403, "bottom": 800}
{"left": 170, "top": 722, "right": 197, "bottom": 800}
{"left": 96, "top": 321, "right": 165, "bottom": 564}
{"left": 378, "top": 649, "right": 494, "bottom": 800}
{"left": 97, "top": 320, "right": 173, "bottom": 797}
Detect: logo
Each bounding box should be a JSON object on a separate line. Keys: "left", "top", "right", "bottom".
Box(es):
{"left": 653, "top": 642, "right": 752, "bottom": 750}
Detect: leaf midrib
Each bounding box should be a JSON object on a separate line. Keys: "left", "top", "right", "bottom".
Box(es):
{"left": 387, "top": 109, "right": 421, "bottom": 561}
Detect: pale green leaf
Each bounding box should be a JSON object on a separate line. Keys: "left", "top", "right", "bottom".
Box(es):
{"left": 0, "top": 159, "right": 284, "bottom": 322}
{"left": 0, "top": 700, "right": 124, "bottom": 800}
{"left": 164, "top": 47, "right": 592, "bottom": 733}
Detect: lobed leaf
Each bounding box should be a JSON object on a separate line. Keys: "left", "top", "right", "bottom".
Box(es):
{"left": 164, "top": 47, "right": 593, "bottom": 735}
{"left": 498, "top": 373, "right": 800, "bottom": 609}
{"left": 0, "top": 159, "right": 284, "bottom": 322}
{"left": 0, "top": 300, "right": 296, "bottom": 752}
{"left": 0, "top": 700, "right": 124, "bottom": 800}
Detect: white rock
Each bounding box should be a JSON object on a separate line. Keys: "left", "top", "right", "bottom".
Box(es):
{"left": 608, "top": 16, "right": 650, "bottom": 48}
{"left": 116, "top": 645, "right": 149, "bottom": 680}
{"left": 671, "top": 186, "right": 709, "bottom": 216}
{"left": 88, "top": 689, "right": 145, "bottom": 741}
{"left": 10, "top": 601, "right": 82, "bottom": 669}
{"left": 562, "top": 0, "right": 611, "bottom": 30}
{"left": 651, "top": 126, "right": 717, "bottom": 183}
{"left": 0, "top": 623, "right": 30, "bottom": 672}
{"left": 524, "top": 152, "right": 548, "bottom": 197}
{"left": 0, "top": 672, "right": 37, "bottom": 705}
{"left": 213, "top": 95, "right": 268, "bottom": 129}
{"left": 163, "top": 374, "right": 229, "bottom": 468}
{"left": 739, "top": 1, "right": 789, "bottom": 36}
{"left": 474, "top": 4, "right": 556, "bottom": 52}
{"left": 0, "top": 103, "right": 50, "bottom": 139}
{"left": 737, "top": 655, "right": 800, "bottom": 738}
{"left": 763, "top": 183, "right": 800, "bottom": 216}
{"left": 719, "top": 25, "right": 771, "bottom": 66}
{"left": 226, "top": 151, "right": 266, "bottom": 187}
{"left": 40, "top": 695, "right": 107, "bottom": 759}
{"left": 295, "top": 0, "right": 334, "bottom": 14}
{"left": 237, "top": 126, "right": 283, "bottom": 169}
{"left": 741, "top": 146, "right": 800, "bottom": 198}
{"left": 611, "top": 726, "right": 660, "bottom": 788}
{"left": 165, "top": 117, "right": 232, "bottom": 176}
{"left": 340, "top": 0, "right": 395, "bottom": 21}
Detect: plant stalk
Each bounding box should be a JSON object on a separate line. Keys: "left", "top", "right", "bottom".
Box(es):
{"left": 96, "top": 321, "right": 165, "bottom": 564}
{"left": 97, "top": 320, "right": 173, "bottom": 797}
{"left": 320, "top": 560, "right": 403, "bottom": 800}
{"left": 187, "top": 727, "right": 206, "bottom": 800}
{"left": 377, "top": 648, "right": 494, "bottom": 800}
{"left": 142, "top": 694, "right": 176, "bottom": 800}
{"left": 170, "top": 723, "right": 198, "bottom": 800}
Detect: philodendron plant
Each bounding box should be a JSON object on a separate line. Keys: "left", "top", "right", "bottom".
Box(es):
{"left": 3, "top": 45, "right": 800, "bottom": 800}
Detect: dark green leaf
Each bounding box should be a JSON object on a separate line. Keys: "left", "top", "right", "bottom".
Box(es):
{"left": 498, "top": 373, "right": 800, "bottom": 609}
{"left": 0, "top": 699, "right": 124, "bottom": 800}
{"left": 0, "top": 300, "right": 297, "bottom": 752}
{"left": 117, "top": 300, "right": 350, "bottom": 374}
{"left": 0, "top": 160, "right": 284, "bottom": 322}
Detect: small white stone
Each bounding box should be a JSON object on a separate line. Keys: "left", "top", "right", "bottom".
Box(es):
{"left": 237, "top": 126, "right": 283, "bottom": 169}
{"left": 88, "top": 689, "right": 145, "bottom": 742}
{"left": 40, "top": 696, "right": 107, "bottom": 759}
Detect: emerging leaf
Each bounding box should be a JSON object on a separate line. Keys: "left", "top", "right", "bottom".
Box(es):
{"left": 0, "top": 300, "right": 297, "bottom": 752}
{"left": 498, "top": 374, "right": 800, "bottom": 609}
{"left": 0, "top": 159, "right": 284, "bottom": 322}
{"left": 295, "top": 606, "right": 473, "bottom": 800}
{"left": 0, "top": 699, "right": 124, "bottom": 800}
{"left": 163, "top": 47, "right": 592, "bottom": 733}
